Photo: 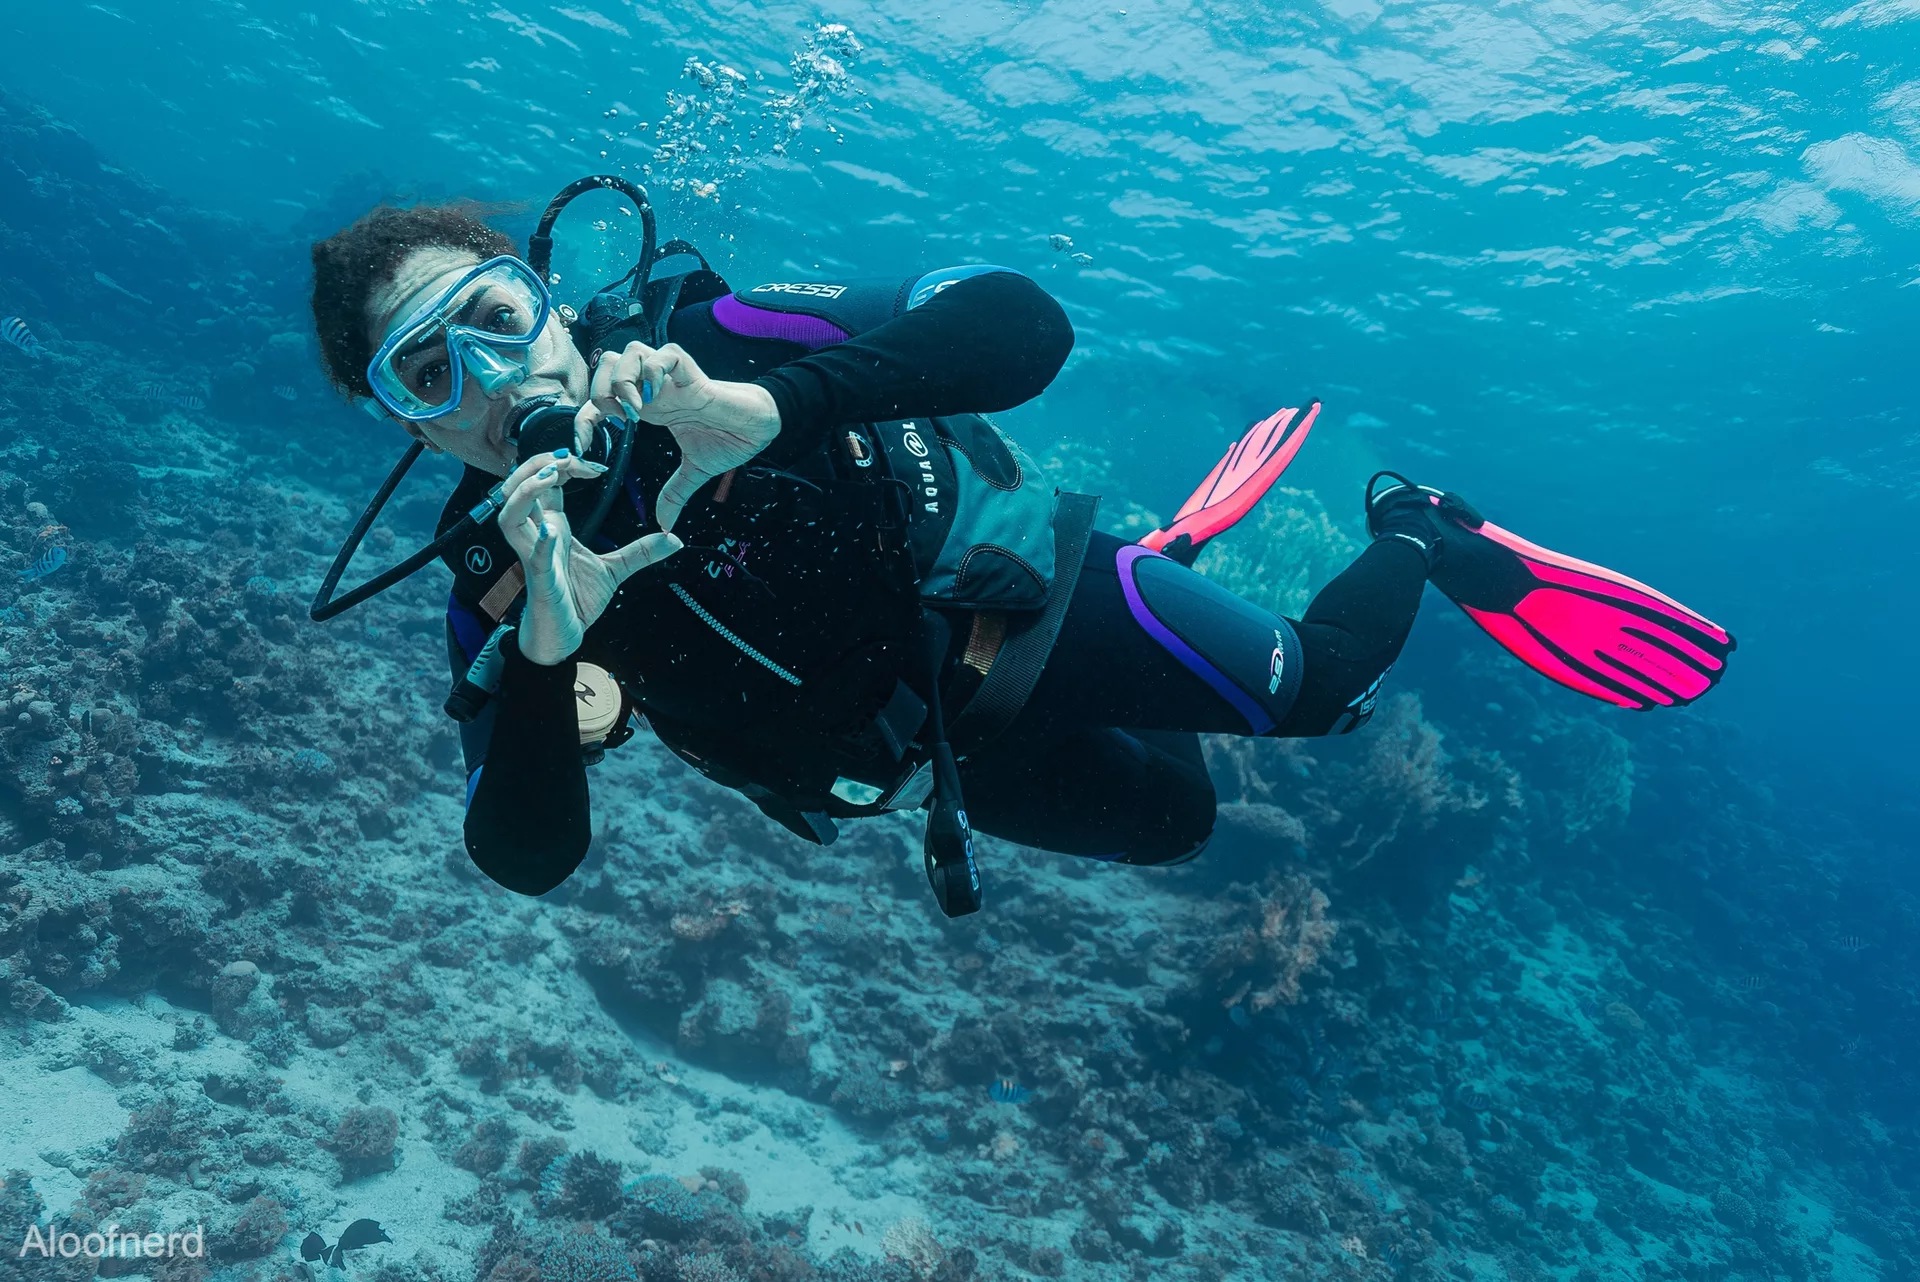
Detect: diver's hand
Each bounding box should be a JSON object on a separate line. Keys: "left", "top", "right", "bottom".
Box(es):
{"left": 575, "top": 340, "right": 781, "bottom": 533}
{"left": 497, "top": 450, "right": 683, "bottom": 665}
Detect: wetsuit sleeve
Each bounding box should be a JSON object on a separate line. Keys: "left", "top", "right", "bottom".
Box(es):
{"left": 446, "top": 604, "right": 591, "bottom": 895}
{"left": 672, "top": 267, "right": 1074, "bottom": 468}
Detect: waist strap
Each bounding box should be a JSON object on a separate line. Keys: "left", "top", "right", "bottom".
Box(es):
{"left": 947, "top": 491, "right": 1100, "bottom": 755}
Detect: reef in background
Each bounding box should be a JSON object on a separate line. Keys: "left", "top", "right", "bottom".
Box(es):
{"left": 1, "top": 100, "right": 1915, "bottom": 1282}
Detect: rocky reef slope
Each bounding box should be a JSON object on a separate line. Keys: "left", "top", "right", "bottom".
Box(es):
{"left": 1, "top": 94, "right": 1914, "bottom": 1282}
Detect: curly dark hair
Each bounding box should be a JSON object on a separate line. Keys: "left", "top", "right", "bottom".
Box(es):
{"left": 310, "top": 203, "right": 518, "bottom": 398}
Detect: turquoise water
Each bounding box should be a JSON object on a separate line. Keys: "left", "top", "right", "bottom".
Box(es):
{"left": 8, "top": 1, "right": 1916, "bottom": 783}
{"left": 2, "top": 3, "right": 1916, "bottom": 1280}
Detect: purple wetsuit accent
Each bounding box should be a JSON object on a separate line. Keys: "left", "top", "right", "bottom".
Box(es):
{"left": 712, "top": 294, "right": 851, "bottom": 350}
{"left": 1115, "top": 544, "right": 1275, "bottom": 735}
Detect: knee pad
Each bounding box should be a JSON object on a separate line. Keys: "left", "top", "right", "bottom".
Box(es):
{"left": 1116, "top": 545, "right": 1304, "bottom": 735}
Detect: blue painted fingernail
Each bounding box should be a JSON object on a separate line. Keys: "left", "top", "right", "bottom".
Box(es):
{"left": 642, "top": 380, "right": 653, "bottom": 403}
{"left": 553, "top": 447, "right": 570, "bottom": 459}
{"left": 538, "top": 464, "right": 556, "bottom": 478}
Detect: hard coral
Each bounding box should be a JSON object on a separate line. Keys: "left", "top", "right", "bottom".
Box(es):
{"left": 218, "top": 1194, "right": 288, "bottom": 1260}
{"left": 535, "top": 1151, "right": 625, "bottom": 1220}
{"left": 454, "top": 1117, "right": 516, "bottom": 1176}
{"left": 1206, "top": 873, "right": 1338, "bottom": 1013}
{"left": 829, "top": 1065, "right": 913, "bottom": 1128}
{"left": 116, "top": 1094, "right": 213, "bottom": 1176}
{"left": 681, "top": 1250, "right": 754, "bottom": 1282}
{"left": 329, "top": 1105, "right": 399, "bottom": 1178}
{"left": 614, "top": 1174, "right": 707, "bottom": 1243}
{"left": 881, "top": 1215, "right": 946, "bottom": 1280}
{"left": 514, "top": 1136, "right": 568, "bottom": 1187}
{"left": 536, "top": 1225, "right": 638, "bottom": 1282}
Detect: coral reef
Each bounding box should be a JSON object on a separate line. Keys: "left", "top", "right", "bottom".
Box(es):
{"left": 0, "top": 85, "right": 1912, "bottom": 1282}
{"left": 330, "top": 1106, "right": 400, "bottom": 1178}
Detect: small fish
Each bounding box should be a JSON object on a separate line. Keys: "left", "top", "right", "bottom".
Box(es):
{"left": 272, "top": 383, "right": 298, "bottom": 401}
{"left": 1282, "top": 1075, "right": 1315, "bottom": 1103}
{"left": 172, "top": 393, "right": 207, "bottom": 411}
{"left": 1738, "top": 974, "right": 1765, "bottom": 992}
{"left": 2, "top": 316, "right": 46, "bottom": 358}
{"left": 989, "top": 1079, "right": 1030, "bottom": 1105}
{"left": 1069, "top": 252, "right": 1094, "bottom": 265}
{"left": 853, "top": 1221, "right": 864, "bottom": 1236}
{"left": 1836, "top": 935, "right": 1869, "bottom": 954}
{"left": 1459, "top": 1087, "right": 1492, "bottom": 1112}
{"left": 300, "top": 1219, "right": 391, "bottom": 1270}
{"left": 1310, "top": 1123, "right": 1347, "bottom": 1148}
{"left": 1839, "top": 1037, "right": 1863, "bottom": 1059}
{"left": 1047, "top": 233, "right": 1074, "bottom": 252}
{"left": 19, "top": 546, "right": 67, "bottom": 582}
{"left": 94, "top": 271, "right": 154, "bottom": 304}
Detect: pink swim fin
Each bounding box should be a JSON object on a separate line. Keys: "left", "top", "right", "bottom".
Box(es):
{"left": 1141, "top": 400, "right": 1320, "bottom": 566}
{"left": 1368, "top": 474, "right": 1735, "bottom": 710}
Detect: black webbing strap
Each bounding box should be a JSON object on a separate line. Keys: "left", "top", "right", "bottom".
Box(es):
{"left": 947, "top": 491, "right": 1100, "bottom": 756}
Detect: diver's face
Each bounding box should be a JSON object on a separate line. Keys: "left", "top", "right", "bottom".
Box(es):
{"left": 364, "top": 246, "right": 590, "bottom": 477}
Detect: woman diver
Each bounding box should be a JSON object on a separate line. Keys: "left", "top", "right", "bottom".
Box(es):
{"left": 306, "top": 179, "right": 1735, "bottom": 917}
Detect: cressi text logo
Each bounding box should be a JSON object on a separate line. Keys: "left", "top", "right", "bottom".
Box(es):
{"left": 907, "top": 264, "right": 1012, "bottom": 310}
{"left": 464, "top": 546, "right": 492, "bottom": 575}
{"left": 750, "top": 282, "right": 847, "bottom": 299}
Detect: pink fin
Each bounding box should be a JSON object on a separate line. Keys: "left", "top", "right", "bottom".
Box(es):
{"left": 1141, "top": 401, "right": 1319, "bottom": 553}
{"left": 1443, "top": 510, "right": 1734, "bottom": 710}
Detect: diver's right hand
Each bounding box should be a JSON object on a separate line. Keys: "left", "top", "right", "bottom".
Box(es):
{"left": 497, "top": 450, "right": 682, "bottom": 665}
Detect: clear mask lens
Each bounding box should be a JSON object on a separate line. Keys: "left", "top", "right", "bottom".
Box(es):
{"left": 369, "top": 257, "right": 552, "bottom": 419}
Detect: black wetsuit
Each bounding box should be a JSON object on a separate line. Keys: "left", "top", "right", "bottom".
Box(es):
{"left": 441, "top": 267, "right": 1425, "bottom": 894}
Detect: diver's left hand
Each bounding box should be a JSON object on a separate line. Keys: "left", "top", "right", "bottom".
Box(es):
{"left": 575, "top": 341, "right": 781, "bottom": 533}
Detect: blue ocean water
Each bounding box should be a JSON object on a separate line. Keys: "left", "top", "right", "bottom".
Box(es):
{"left": 1, "top": 2, "right": 1916, "bottom": 1280}
{"left": 7, "top": 1, "right": 1917, "bottom": 784}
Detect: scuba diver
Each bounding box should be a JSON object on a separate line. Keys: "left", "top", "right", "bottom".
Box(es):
{"left": 306, "top": 177, "right": 1736, "bottom": 917}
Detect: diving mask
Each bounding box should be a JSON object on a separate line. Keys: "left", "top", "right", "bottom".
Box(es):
{"left": 365, "top": 255, "right": 554, "bottom": 422}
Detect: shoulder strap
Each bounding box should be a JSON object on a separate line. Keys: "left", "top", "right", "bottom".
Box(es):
{"left": 947, "top": 491, "right": 1100, "bottom": 755}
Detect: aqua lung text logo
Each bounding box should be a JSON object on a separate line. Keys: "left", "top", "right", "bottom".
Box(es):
{"left": 958, "top": 808, "right": 979, "bottom": 892}
{"left": 465, "top": 546, "right": 492, "bottom": 575}
{"left": 750, "top": 282, "right": 847, "bottom": 299}
{"left": 899, "top": 422, "right": 940, "bottom": 514}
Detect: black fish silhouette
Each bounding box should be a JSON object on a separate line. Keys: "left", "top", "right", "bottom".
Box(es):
{"left": 300, "top": 1219, "right": 392, "bottom": 1269}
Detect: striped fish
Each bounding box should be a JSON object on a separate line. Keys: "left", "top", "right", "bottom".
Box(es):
{"left": 989, "top": 1079, "right": 1031, "bottom": 1105}
{"left": 272, "top": 383, "right": 299, "bottom": 401}
{"left": 2, "top": 316, "right": 46, "bottom": 359}
{"left": 19, "top": 546, "right": 67, "bottom": 582}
